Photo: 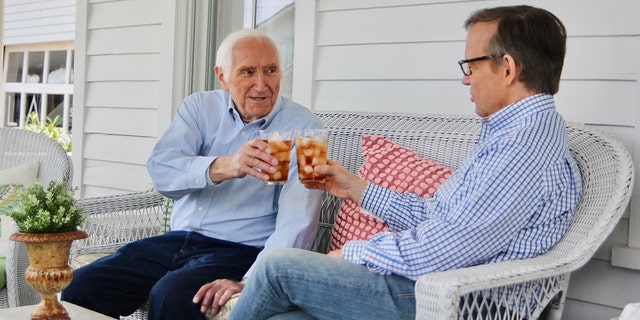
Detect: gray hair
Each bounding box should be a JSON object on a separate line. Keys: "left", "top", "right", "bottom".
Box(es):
{"left": 215, "top": 29, "right": 281, "bottom": 83}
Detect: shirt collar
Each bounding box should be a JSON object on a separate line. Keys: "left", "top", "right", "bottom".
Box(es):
{"left": 478, "top": 93, "right": 555, "bottom": 141}
{"left": 482, "top": 93, "right": 555, "bottom": 130}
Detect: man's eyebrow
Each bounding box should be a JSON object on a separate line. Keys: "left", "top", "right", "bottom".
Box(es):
{"left": 235, "top": 64, "right": 278, "bottom": 72}
{"left": 236, "top": 65, "right": 255, "bottom": 72}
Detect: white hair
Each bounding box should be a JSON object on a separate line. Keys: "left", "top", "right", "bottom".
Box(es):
{"left": 215, "top": 29, "right": 281, "bottom": 83}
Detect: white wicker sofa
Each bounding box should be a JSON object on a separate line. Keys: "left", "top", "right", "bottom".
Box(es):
{"left": 65, "top": 111, "right": 633, "bottom": 320}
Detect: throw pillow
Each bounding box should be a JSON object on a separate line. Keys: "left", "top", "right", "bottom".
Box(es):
{"left": 0, "top": 184, "right": 24, "bottom": 216}
{"left": 0, "top": 160, "right": 39, "bottom": 186}
{"left": 328, "top": 135, "right": 453, "bottom": 251}
{"left": 0, "top": 161, "right": 39, "bottom": 258}
{"left": 0, "top": 184, "right": 26, "bottom": 258}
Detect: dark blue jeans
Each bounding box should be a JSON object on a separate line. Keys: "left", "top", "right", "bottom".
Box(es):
{"left": 61, "top": 231, "right": 261, "bottom": 320}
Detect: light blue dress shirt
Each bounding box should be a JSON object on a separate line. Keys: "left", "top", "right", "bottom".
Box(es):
{"left": 343, "top": 94, "right": 582, "bottom": 281}
{"left": 147, "top": 90, "right": 324, "bottom": 277}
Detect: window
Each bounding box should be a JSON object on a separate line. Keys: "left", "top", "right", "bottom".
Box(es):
{"left": 2, "top": 42, "right": 74, "bottom": 132}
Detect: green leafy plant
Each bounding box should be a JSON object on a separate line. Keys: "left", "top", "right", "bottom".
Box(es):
{"left": 8, "top": 180, "right": 85, "bottom": 234}
{"left": 23, "top": 111, "right": 72, "bottom": 152}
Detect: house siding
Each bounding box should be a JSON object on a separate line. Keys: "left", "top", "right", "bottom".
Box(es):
{"left": 3, "top": 0, "right": 76, "bottom": 45}
{"left": 73, "top": 0, "right": 178, "bottom": 197}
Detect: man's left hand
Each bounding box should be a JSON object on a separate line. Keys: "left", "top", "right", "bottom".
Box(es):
{"left": 327, "top": 249, "right": 343, "bottom": 259}
{"left": 192, "top": 278, "right": 244, "bottom": 315}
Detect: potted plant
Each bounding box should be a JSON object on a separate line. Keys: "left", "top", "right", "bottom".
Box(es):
{"left": 8, "top": 180, "right": 87, "bottom": 320}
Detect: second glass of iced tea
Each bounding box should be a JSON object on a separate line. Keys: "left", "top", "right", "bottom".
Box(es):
{"left": 294, "top": 129, "right": 329, "bottom": 183}
{"left": 259, "top": 130, "right": 292, "bottom": 185}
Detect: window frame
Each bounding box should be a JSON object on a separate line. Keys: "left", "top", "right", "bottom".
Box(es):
{"left": 1, "top": 41, "right": 74, "bottom": 131}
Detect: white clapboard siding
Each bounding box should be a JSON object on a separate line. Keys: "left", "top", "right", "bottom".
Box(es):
{"left": 85, "top": 54, "right": 162, "bottom": 82}
{"left": 310, "top": 0, "right": 639, "bottom": 127}
{"left": 87, "top": 0, "right": 162, "bottom": 29}
{"left": 315, "top": 37, "right": 637, "bottom": 82}
{"left": 317, "top": 0, "right": 640, "bottom": 36}
{"left": 85, "top": 82, "right": 160, "bottom": 109}
{"left": 82, "top": 160, "right": 155, "bottom": 197}
{"left": 83, "top": 134, "right": 156, "bottom": 165}
{"left": 74, "top": 0, "right": 171, "bottom": 195}
{"left": 3, "top": 0, "right": 76, "bottom": 45}
{"left": 84, "top": 108, "right": 158, "bottom": 137}
{"left": 87, "top": 25, "right": 163, "bottom": 55}
{"left": 314, "top": 80, "right": 470, "bottom": 114}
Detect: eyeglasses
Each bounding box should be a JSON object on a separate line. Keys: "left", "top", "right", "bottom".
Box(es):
{"left": 457, "top": 56, "right": 490, "bottom": 76}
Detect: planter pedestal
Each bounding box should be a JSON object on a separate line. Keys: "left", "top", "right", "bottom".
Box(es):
{"left": 10, "top": 230, "right": 88, "bottom": 320}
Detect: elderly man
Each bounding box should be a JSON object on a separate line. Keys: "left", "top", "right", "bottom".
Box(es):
{"left": 62, "top": 29, "right": 323, "bottom": 320}
{"left": 228, "top": 5, "right": 582, "bottom": 320}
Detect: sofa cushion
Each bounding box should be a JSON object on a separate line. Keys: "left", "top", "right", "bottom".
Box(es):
{"left": 0, "top": 257, "right": 5, "bottom": 289}
{"left": 0, "top": 160, "right": 39, "bottom": 186}
{"left": 70, "top": 253, "right": 112, "bottom": 269}
{"left": 0, "top": 184, "right": 24, "bottom": 217}
{"left": 0, "top": 161, "right": 41, "bottom": 270}
{"left": 0, "top": 184, "right": 27, "bottom": 262}
{"left": 328, "top": 135, "right": 453, "bottom": 251}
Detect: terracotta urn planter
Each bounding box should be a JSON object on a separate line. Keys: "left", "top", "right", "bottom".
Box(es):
{"left": 10, "top": 230, "right": 88, "bottom": 320}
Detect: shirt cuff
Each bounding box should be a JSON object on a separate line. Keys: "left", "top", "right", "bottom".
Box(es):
{"left": 205, "top": 157, "right": 220, "bottom": 186}
{"left": 360, "top": 183, "right": 394, "bottom": 219}
{"left": 342, "top": 240, "right": 369, "bottom": 264}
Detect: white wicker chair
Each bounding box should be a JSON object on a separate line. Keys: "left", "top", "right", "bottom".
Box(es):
{"left": 0, "top": 127, "right": 73, "bottom": 308}
{"left": 68, "top": 112, "right": 634, "bottom": 320}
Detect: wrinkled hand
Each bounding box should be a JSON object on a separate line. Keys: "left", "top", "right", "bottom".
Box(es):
{"left": 208, "top": 138, "right": 277, "bottom": 183}
{"left": 303, "top": 160, "right": 368, "bottom": 202}
{"left": 193, "top": 279, "right": 244, "bottom": 315}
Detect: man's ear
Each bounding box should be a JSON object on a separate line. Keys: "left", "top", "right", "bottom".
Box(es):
{"left": 214, "top": 66, "right": 229, "bottom": 91}
{"left": 502, "top": 54, "right": 518, "bottom": 84}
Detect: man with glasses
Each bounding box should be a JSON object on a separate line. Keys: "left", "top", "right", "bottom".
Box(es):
{"left": 227, "top": 5, "right": 582, "bottom": 319}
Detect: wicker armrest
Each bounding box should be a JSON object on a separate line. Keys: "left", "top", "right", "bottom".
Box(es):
{"left": 72, "top": 189, "right": 169, "bottom": 258}
{"left": 415, "top": 257, "right": 570, "bottom": 319}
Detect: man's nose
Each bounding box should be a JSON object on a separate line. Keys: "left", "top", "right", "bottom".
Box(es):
{"left": 461, "top": 74, "right": 471, "bottom": 85}
{"left": 253, "top": 73, "right": 267, "bottom": 92}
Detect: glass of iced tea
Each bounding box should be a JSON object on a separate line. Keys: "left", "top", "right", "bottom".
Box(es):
{"left": 258, "top": 130, "right": 293, "bottom": 185}
{"left": 294, "top": 129, "right": 329, "bottom": 183}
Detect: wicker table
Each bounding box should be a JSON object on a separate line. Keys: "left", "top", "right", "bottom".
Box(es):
{"left": 0, "top": 301, "right": 115, "bottom": 319}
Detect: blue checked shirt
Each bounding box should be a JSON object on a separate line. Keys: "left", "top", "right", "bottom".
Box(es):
{"left": 342, "top": 94, "right": 582, "bottom": 280}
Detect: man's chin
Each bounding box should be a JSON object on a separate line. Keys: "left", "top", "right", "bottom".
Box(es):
{"left": 248, "top": 105, "right": 275, "bottom": 117}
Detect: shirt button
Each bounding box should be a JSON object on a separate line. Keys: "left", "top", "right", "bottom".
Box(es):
{"left": 194, "top": 179, "right": 200, "bottom": 185}
{"left": 198, "top": 207, "right": 203, "bottom": 213}
{"left": 241, "top": 131, "right": 247, "bottom": 136}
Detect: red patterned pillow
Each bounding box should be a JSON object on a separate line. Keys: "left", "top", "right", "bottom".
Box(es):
{"left": 328, "top": 135, "right": 453, "bottom": 252}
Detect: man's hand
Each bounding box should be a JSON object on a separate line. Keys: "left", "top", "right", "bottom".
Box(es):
{"left": 303, "top": 160, "right": 368, "bottom": 202}
{"left": 192, "top": 279, "right": 244, "bottom": 315}
{"left": 327, "top": 249, "right": 344, "bottom": 259}
{"left": 208, "top": 138, "right": 277, "bottom": 183}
